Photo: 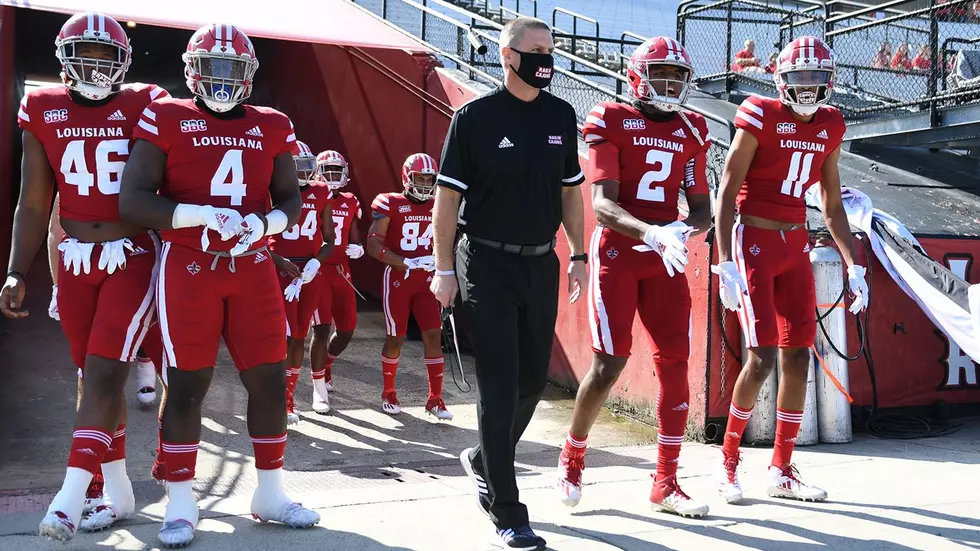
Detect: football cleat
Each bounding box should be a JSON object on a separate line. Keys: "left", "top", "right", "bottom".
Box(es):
{"left": 718, "top": 450, "right": 744, "bottom": 504}
{"left": 159, "top": 519, "right": 195, "bottom": 548}
{"left": 767, "top": 464, "right": 828, "bottom": 502}
{"left": 251, "top": 501, "right": 320, "bottom": 528}
{"left": 312, "top": 379, "right": 331, "bottom": 414}
{"left": 83, "top": 473, "right": 105, "bottom": 513}
{"left": 556, "top": 448, "right": 585, "bottom": 507}
{"left": 382, "top": 394, "right": 401, "bottom": 415}
{"left": 650, "top": 474, "right": 709, "bottom": 518}
{"left": 425, "top": 398, "right": 453, "bottom": 421}
{"left": 135, "top": 357, "right": 157, "bottom": 407}
{"left": 38, "top": 510, "right": 77, "bottom": 542}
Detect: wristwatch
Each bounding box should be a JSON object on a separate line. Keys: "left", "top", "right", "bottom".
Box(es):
{"left": 570, "top": 254, "right": 588, "bottom": 264}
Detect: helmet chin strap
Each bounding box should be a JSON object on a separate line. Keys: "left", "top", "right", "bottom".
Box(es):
{"left": 202, "top": 97, "right": 237, "bottom": 113}
{"left": 790, "top": 104, "right": 819, "bottom": 116}
{"left": 71, "top": 81, "right": 113, "bottom": 101}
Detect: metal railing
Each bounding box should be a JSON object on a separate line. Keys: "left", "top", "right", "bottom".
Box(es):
{"left": 350, "top": 0, "right": 737, "bottom": 193}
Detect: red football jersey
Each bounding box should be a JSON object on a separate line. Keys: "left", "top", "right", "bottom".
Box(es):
{"left": 269, "top": 182, "right": 332, "bottom": 259}
{"left": 582, "top": 101, "right": 711, "bottom": 222}
{"left": 371, "top": 192, "right": 433, "bottom": 259}
{"left": 734, "top": 95, "right": 846, "bottom": 224}
{"left": 133, "top": 98, "right": 299, "bottom": 252}
{"left": 17, "top": 83, "right": 169, "bottom": 223}
{"left": 323, "top": 191, "right": 362, "bottom": 265}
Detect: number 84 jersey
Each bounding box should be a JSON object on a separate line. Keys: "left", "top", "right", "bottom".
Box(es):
{"left": 733, "top": 95, "right": 846, "bottom": 224}
{"left": 133, "top": 97, "right": 298, "bottom": 252}
{"left": 371, "top": 192, "right": 433, "bottom": 259}
{"left": 583, "top": 101, "right": 712, "bottom": 222}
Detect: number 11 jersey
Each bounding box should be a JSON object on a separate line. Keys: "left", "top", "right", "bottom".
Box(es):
{"left": 133, "top": 97, "right": 298, "bottom": 253}
{"left": 733, "top": 95, "right": 846, "bottom": 224}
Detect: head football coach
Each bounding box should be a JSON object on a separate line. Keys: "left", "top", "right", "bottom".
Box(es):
{"left": 429, "top": 16, "right": 587, "bottom": 551}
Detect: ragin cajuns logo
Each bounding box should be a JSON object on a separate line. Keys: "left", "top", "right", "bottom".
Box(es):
{"left": 938, "top": 254, "right": 978, "bottom": 390}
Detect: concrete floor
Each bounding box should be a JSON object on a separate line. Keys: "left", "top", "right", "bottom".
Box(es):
{"left": 0, "top": 274, "right": 978, "bottom": 550}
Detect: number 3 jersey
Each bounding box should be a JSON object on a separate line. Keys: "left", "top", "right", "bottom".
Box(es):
{"left": 268, "top": 182, "right": 333, "bottom": 259}
{"left": 17, "top": 83, "right": 169, "bottom": 223}
{"left": 133, "top": 97, "right": 299, "bottom": 252}
{"left": 322, "top": 191, "right": 362, "bottom": 266}
{"left": 733, "top": 95, "right": 846, "bottom": 224}
{"left": 582, "top": 101, "right": 712, "bottom": 222}
{"left": 370, "top": 192, "right": 433, "bottom": 260}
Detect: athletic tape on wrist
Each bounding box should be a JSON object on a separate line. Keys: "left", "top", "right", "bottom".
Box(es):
{"left": 172, "top": 204, "right": 204, "bottom": 229}
{"left": 265, "top": 209, "right": 288, "bottom": 236}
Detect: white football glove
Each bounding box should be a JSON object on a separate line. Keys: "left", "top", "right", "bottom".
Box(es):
{"left": 346, "top": 244, "right": 365, "bottom": 259}
{"left": 48, "top": 285, "right": 60, "bottom": 321}
{"left": 97, "top": 238, "right": 135, "bottom": 275}
{"left": 229, "top": 213, "right": 266, "bottom": 257}
{"left": 632, "top": 222, "right": 693, "bottom": 277}
{"left": 198, "top": 206, "right": 245, "bottom": 251}
{"left": 711, "top": 261, "right": 748, "bottom": 312}
{"left": 301, "top": 258, "right": 321, "bottom": 284}
{"left": 58, "top": 238, "right": 95, "bottom": 276}
{"left": 403, "top": 255, "right": 436, "bottom": 278}
{"left": 847, "top": 264, "right": 869, "bottom": 314}
{"left": 284, "top": 277, "right": 303, "bottom": 302}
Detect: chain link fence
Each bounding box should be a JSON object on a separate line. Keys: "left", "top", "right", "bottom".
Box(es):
{"left": 350, "top": 0, "right": 735, "bottom": 195}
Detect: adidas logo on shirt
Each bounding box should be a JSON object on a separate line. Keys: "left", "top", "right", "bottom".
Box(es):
{"left": 498, "top": 137, "right": 514, "bottom": 149}
{"left": 672, "top": 128, "right": 687, "bottom": 138}
{"left": 816, "top": 129, "right": 829, "bottom": 139}
{"left": 307, "top": 193, "right": 316, "bottom": 199}
{"left": 107, "top": 110, "right": 126, "bottom": 121}
{"left": 246, "top": 126, "right": 264, "bottom": 137}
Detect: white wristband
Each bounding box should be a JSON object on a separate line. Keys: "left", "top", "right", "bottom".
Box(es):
{"left": 172, "top": 204, "right": 204, "bottom": 229}
{"left": 265, "top": 209, "right": 288, "bottom": 236}
{"left": 435, "top": 269, "right": 455, "bottom": 276}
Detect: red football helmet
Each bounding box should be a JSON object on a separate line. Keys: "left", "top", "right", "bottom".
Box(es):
{"left": 626, "top": 36, "right": 693, "bottom": 112}
{"left": 775, "top": 36, "right": 836, "bottom": 116}
{"left": 317, "top": 150, "right": 349, "bottom": 190}
{"left": 182, "top": 23, "right": 259, "bottom": 113}
{"left": 55, "top": 12, "right": 132, "bottom": 101}
{"left": 402, "top": 153, "right": 438, "bottom": 202}
{"left": 294, "top": 140, "right": 317, "bottom": 186}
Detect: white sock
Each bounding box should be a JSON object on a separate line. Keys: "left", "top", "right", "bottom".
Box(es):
{"left": 101, "top": 459, "right": 135, "bottom": 515}
{"left": 313, "top": 379, "right": 329, "bottom": 398}
{"left": 163, "top": 480, "right": 199, "bottom": 525}
{"left": 47, "top": 467, "right": 93, "bottom": 523}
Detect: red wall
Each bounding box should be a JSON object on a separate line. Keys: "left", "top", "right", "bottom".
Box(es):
{"left": 0, "top": 7, "right": 16, "bottom": 265}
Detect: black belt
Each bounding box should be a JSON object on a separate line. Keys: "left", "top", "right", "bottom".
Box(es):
{"left": 465, "top": 235, "right": 556, "bottom": 257}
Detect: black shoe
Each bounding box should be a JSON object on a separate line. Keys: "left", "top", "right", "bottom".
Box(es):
{"left": 459, "top": 447, "right": 491, "bottom": 517}
{"left": 496, "top": 526, "right": 546, "bottom": 550}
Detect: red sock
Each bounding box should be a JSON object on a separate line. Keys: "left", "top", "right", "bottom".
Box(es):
{"left": 252, "top": 433, "right": 287, "bottom": 470}
{"left": 285, "top": 366, "right": 300, "bottom": 399}
{"left": 654, "top": 361, "right": 689, "bottom": 482}
{"left": 563, "top": 431, "right": 587, "bottom": 455}
{"left": 424, "top": 356, "right": 444, "bottom": 401}
{"left": 152, "top": 420, "right": 165, "bottom": 482}
{"left": 772, "top": 408, "right": 804, "bottom": 468}
{"left": 722, "top": 402, "right": 753, "bottom": 459}
{"left": 382, "top": 354, "right": 399, "bottom": 399}
{"left": 324, "top": 353, "right": 337, "bottom": 381}
{"left": 103, "top": 424, "right": 127, "bottom": 463}
{"left": 68, "top": 427, "right": 112, "bottom": 475}
{"left": 162, "top": 441, "right": 199, "bottom": 482}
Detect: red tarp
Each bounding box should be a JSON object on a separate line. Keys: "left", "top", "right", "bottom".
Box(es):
{"left": 0, "top": 0, "right": 429, "bottom": 52}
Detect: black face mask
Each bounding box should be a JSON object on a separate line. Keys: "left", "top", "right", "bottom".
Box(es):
{"left": 510, "top": 50, "right": 554, "bottom": 89}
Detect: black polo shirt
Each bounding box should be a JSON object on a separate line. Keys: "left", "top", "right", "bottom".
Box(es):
{"left": 436, "top": 86, "right": 585, "bottom": 246}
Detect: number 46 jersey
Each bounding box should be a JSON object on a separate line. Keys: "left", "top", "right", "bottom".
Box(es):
{"left": 133, "top": 97, "right": 298, "bottom": 253}
{"left": 583, "top": 101, "right": 712, "bottom": 222}
{"left": 371, "top": 192, "right": 433, "bottom": 259}
{"left": 733, "top": 95, "right": 846, "bottom": 224}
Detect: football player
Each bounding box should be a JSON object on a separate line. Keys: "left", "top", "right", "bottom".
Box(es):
{"left": 0, "top": 12, "right": 168, "bottom": 540}
{"left": 555, "top": 37, "right": 713, "bottom": 517}
{"left": 119, "top": 23, "right": 319, "bottom": 547}
{"left": 308, "top": 150, "right": 365, "bottom": 413}
{"left": 268, "top": 140, "right": 335, "bottom": 425}
{"left": 713, "top": 36, "right": 868, "bottom": 503}
{"left": 366, "top": 153, "right": 452, "bottom": 420}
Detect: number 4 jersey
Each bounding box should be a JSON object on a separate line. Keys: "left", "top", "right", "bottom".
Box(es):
{"left": 371, "top": 192, "right": 433, "bottom": 259}
{"left": 17, "top": 83, "right": 169, "bottom": 223}
{"left": 583, "top": 101, "right": 712, "bottom": 222}
{"left": 268, "top": 182, "right": 333, "bottom": 259}
{"left": 734, "top": 95, "right": 846, "bottom": 224}
{"left": 133, "top": 97, "right": 299, "bottom": 252}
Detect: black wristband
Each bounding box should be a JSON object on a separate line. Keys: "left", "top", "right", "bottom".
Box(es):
{"left": 570, "top": 254, "right": 588, "bottom": 264}
{"left": 6, "top": 270, "right": 25, "bottom": 282}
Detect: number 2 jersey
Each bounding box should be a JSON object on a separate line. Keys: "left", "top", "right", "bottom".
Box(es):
{"left": 17, "top": 83, "right": 169, "bottom": 223}
{"left": 582, "top": 101, "right": 712, "bottom": 221}
{"left": 733, "top": 95, "right": 846, "bottom": 224}
{"left": 268, "top": 182, "right": 332, "bottom": 259}
{"left": 133, "top": 97, "right": 299, "bottom": 252}
{"left": 370, "top": 192, "right": 433, "bottom": 260}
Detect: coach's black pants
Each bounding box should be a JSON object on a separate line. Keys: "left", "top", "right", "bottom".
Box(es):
{"left": 455, "top": 235, "right": 560, "bottom": 530}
